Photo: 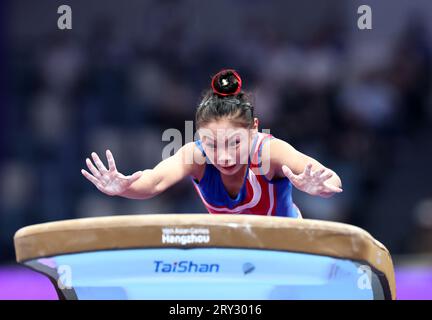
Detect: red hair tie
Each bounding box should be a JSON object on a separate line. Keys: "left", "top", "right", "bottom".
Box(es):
{"left": 211, "top": 69, "right": 242, "bottom": 96}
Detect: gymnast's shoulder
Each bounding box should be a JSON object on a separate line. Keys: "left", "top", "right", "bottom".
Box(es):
{"left": 179, "top": 141, "right": 206, "bottom": 181}
{"left": 261, "top": 137, "right": 298, "bottom": 159}
{"left": 260, "top": 137, "right": 303, "bottom": 177}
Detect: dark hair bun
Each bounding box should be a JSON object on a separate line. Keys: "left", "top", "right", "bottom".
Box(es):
{"left": 211, "top": 69, "right": 242, "bottom": 96}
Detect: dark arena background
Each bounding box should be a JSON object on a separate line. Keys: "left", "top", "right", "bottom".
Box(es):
{"left": 1, "top": 0, "right": 432, "bottom": 300}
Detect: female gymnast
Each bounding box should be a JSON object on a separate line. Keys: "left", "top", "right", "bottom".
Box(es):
{"left": 81, "top": 69, "right": 343, "bottom": 218}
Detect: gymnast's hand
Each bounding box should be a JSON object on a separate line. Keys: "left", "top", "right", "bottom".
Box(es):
{"left": 282, "top": 163, "right": 343, "bottom": 197}
{"left": 81, "top": 150, "right": 143, "bottom": 196}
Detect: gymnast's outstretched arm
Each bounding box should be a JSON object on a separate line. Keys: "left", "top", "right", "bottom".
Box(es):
{"left": 262, "top": 138, "right": 343, "bottom": 198}
{"left": 81, "top": 142, "right": 201, "bottom": 200}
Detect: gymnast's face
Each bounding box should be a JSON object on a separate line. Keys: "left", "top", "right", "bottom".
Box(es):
{"left": 198, "top": 118, "right": 258, "bottom": 176}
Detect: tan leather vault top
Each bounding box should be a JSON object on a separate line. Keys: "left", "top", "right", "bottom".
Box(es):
{"left": 14, "top": 214, "right": 396, "bottom": 299}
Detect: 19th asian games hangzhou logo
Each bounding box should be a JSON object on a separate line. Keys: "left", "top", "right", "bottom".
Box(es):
{"left": 161, "top": 227, "right": 210, "bottom": 245}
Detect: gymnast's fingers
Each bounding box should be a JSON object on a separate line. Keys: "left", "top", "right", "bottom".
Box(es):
{"left": 81, "top": 169, "right": 103, "bottom": 187}
{"left": 313, "top": 168, "right": 326, "bottom": 178}
{"left": 320, "top": 170, "right": 334, "bottom": 181}
{"left": 282, "top": 165, "right": 297, "bottom": 181}
{"left": 91, "top": 152, "right": 108, "bottom": 173}
{"left": 304, "top": 163, "right": 313, "bottom": 176}
{"left": 323, "top": 182, "right": 343, "bottom": 193}
{"left": 106, "top": 149, "right": 117, "bottom": 173}
{"left": 86, "top": 158, "right": 102, "bottom": 178}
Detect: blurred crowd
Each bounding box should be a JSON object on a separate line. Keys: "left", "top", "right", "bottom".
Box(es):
{"left": 1, "top": 0, "right": 432, "bottom": 262}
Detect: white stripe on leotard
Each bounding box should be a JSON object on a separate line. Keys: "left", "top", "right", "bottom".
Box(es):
{"left": 266, "top": 183, "right": 274, "bottom": 215}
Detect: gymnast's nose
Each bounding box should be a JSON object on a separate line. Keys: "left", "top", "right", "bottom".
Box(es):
{"left": 217, "top": 149, "right": 235, "bottom": 166}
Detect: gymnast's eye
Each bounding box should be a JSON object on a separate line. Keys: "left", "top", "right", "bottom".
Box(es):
{"left": 228, "top": 138, "right": 241, "bottom": 147}
{"left": 205, "top": 141, "right": 216, "bottom": 149}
